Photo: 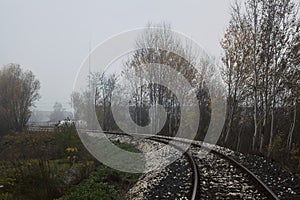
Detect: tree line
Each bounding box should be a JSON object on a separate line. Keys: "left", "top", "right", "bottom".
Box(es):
{"left": 71, "top": 0, "right": 299, "bottom": 171}
{"left": 220, "top": 0, "right": 299, "bottom": 158}
{"left": 71, "top": 22, "right": 213, "bottom": 139}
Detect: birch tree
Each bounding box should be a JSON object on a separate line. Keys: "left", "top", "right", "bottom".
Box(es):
{"left": 221, "top": 0, "right": 299, "bottom": 153}
{"left": 221, "top": 3, "right": 253, "bottom": 144}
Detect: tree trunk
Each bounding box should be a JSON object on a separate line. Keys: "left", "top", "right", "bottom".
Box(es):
{"left": 224, "top": 106, "right": 234, "bottom": 144}
{"left": 236, "top": 125, "right": 243, "bottom": 151}
{"left": 267, "top": 47, "right": 279, "bottom": 156}
{"left": 287, "top": 100, "right": 297, "bottom": 151}
{"left": 252, "top": 0, "right": 259, "bottom": 153}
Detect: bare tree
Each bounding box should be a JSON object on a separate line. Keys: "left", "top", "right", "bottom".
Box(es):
{"left": 0, "top": 63, "right": 40, "bottom": 131}
{"left": 71, "top": 92, "right": 84, "bottom": 121}
{"left": 123, "top": 22, "right": 204, "bottom": 136}
{"left": 285, "top": 20, "right": 300, "bottom": 151}
{"left": 221, "top": 3, "right": 253, "bottom": 144}
{"left": 71, "top": 72, "right": 118, "bottom": 130}
{"left": 93, "top": 72, "right": 117, "bottom": 131}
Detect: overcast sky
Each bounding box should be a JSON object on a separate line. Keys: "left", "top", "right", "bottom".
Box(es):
{"left": 0, "top": 0, "right": 236, "bottom": 111}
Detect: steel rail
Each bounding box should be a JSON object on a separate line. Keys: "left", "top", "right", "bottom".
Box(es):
{"left": 78, "top": 130, "right": 279, "bottom": 200}
{"left": 148, "top": 137, "right": 199, "bottom": 200}
{"left": 150, "top": 135, "right": 280, "bottom": 200}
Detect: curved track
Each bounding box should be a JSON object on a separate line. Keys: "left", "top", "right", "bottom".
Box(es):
{"left": 56, "top": 129, "right": 279, "bottom": 199}
{"left": 150, "top": 135, "right": 279, "bottom": 200}
{"left": 148, "top": 137, "right": 199, "bottom": 200}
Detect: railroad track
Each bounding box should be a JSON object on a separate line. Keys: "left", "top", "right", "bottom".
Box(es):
{"left": 101, "top": 131, "right": 279, "bottom": 199}
{"left": 152, "top": 135, "right": 279, "bottom": 199}
{"left": 102, "top": 132, "right": 198, "bottom": 199}
{"left": 27, "top": 127, "right": 290, "bottom": 199}
{"left": 148, "top": 137, "right": 199, "bottom": 200}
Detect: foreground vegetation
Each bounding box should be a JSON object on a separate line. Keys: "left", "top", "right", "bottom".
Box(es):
{"left": 57, "top": 164, "right": 140, "bottom": 200}
{"left": 0, "top": 125, "right": 140, "bottom": 200}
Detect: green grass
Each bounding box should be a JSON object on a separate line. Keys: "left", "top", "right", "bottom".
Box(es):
{"left": 0, "top": 126, "right": 142, "bottom": 200}
{"left": 56, "top": 165, "right": 140, "bottom": 200}
{"left": 112, "top": 140, "right": 140, "bottom": 153}
{"left": 56, "top": 142, "right": 141, "bottom": 200}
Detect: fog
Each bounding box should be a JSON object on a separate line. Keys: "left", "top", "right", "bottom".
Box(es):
{"left": 0, "top": 0, "right": 234, "bottom": 111}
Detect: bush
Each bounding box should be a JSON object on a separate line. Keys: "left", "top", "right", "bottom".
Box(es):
{"left": 0, "top": 128, "right": 141, "bottom": 199}
{"left": 0, "top": 128, "right": 97, "bottom": 200}
{"left": 289, "top": 146, "right": 300, "bottom": 172}
{"left": 56, "top": 165, "right": 140, "bottom": 200}
{"left": 268, "top": 133, "right": 286, "bottom": 162}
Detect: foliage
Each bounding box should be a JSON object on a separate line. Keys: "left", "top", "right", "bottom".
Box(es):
{"left": 112, "top": 139, "right": 140, "bottom": 153}
{"left": 0, "top": 127, "right": 93, "bottom": 199}
{"left": 289, "top": 146, "right": 300, "bottom": 172}
{"left": 66, "top": 147, "right": 78, "bottom": 166}
{"left": 268, "top": 133, "right": 286, "bottom": 161}
{"left": 56, "top": 159, "right": 140, "bottom": 200}
{"left": 0, "top": 63, "right": 40, "bottom": 132}
{"left": 220, "top": 0, "right": 300, "bottom": 153}
{"left": 0, "top": 127, "right": 141, "bottom": 199}
{"left": 267, "top": 133, "right": 300, "bottom": 173}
